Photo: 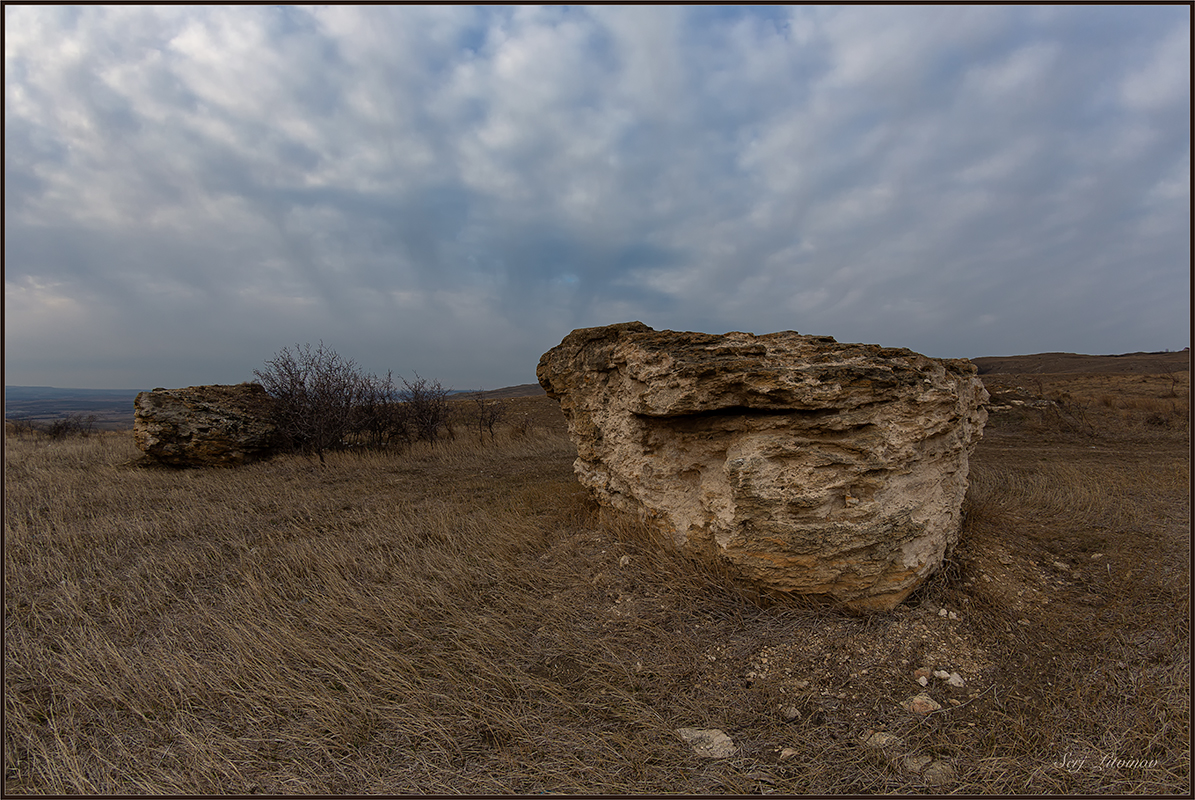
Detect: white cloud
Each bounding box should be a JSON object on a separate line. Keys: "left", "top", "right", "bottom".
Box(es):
{"left": 4, "top": 5, "right": 1189, "bottom": 388}
{"left": 1119, "top": 26, "right": 1190, "bottom": 112}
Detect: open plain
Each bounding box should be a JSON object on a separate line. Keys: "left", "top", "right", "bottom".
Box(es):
{"left": 4, "top": 356, "right": 1189, "bottom": 794}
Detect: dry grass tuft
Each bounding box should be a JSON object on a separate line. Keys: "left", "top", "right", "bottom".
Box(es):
{"left": 5, "top": 376, "right": 1190, "bottom": 794}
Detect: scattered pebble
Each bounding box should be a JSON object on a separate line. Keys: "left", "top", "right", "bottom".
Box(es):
{"left": 619, "top": 554, "right": 631, "bottom": 567}
{"left": 863, "top": 731, "right": 901, "bottom": 750}
{"left": 676, "top": 727, "right": 736, "bottom": 759}
{"left": 947, "top": 672, "right": 965, "bottom": 687}
{"left": 780, "top": 705, "right": 801, "bottom": 720}
{"left": 779, "top": 747, "right": 800, "bottom": 762}
{"left": 917, "top": 676, "right": 928, "bottom": 687}
{"left": 903, "top": 694, "right": 942, "bottom": 714}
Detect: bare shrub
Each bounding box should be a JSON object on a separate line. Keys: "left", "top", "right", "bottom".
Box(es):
{"left": 398, "top": 373, "right": 452, "bottom": 445}
{"left": 465, "top": 390, "right": 508, "bottom": 443}
{"left": 5, "top": 417, "right": 43, "bottom": 437}
{"left": 45, "top": 413, "right": 97, "bottom": 439}
{"left": 353, "top": 371, "right": 410, "bottom": 449}
{"left": 253, "top": 342, "right": 367, "bottom": 464}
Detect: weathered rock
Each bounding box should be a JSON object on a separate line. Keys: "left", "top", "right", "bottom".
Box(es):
{"left": 903, "top": 693, "right": 942, "bottom": 714}
{"left": 676, "top": 727, "right": 736, "bottom": 758}
{"left": 537, "top": 322, "right": 987, "bottom": 613}
{"left": 134, "top": 383, "right": 278, "bottom": 467}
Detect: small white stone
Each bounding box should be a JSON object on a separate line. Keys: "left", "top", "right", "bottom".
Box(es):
{"left": 933, "top": 670, "right": 951, "bottom": 680}
{"left": 619, "top": 554, "right": 631, "bottom": 567}
{"left": 938, "top": 608, "right": 948, "bottom": 617}
{"left": 917, "top": 676, "right": 928, "bottom": 686}
{"left": 947, "top": 672, "right": 965, "bottom": 687}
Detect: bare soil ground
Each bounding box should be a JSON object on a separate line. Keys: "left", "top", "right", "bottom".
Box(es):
{"left": 4, "top": 369, "right": 1189, "bottom": 794}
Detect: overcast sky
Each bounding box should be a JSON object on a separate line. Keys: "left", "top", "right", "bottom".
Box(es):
{"left": 5, "top": 5, "right": 1190, "bottom": 391}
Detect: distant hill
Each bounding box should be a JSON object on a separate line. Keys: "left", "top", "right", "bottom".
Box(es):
{"left": 971, "top": 350, "right": 1189, "bottom": 375}
{"left": 5, "top": 386, "right": 146, "bottom": 430}
{"left": 463, "top": 383, "right": 546, "bottom": 400}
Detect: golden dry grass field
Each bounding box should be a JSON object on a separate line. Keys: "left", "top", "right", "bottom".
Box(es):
{"left": 4, "top": 369, "right": 1189, "bottom": 794}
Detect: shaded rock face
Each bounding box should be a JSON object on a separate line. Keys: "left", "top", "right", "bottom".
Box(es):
{"left": 537, "top": 322, "right": 988, "bottom": 613}
{"left": 134, "top": 383, "right": 279, "bottom": 467}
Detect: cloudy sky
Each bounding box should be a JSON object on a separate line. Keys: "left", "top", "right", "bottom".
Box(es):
{"left": 5, "top": 5, "right": 1190, "bottom": 391}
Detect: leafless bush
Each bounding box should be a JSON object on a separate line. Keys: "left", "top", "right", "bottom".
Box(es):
{"left": 398, "top": 373, "right": 452, "bottom": 445}
{"left": 253, "top": 344, "right": 455, "bottom": 460}
{"left": 465, "top": 390, "right": 508, "bottom": 443}
{"left": 253, "top": 342, "right": 368, "bottom": 463}
{"left": 5, "top": 418, "right": 42, "bottom": 437}
{"left": 353, "top": 371, "right": 410, "bottom": 449}
{"left": 45, "top": 413, "right": 97, "bottom": 439}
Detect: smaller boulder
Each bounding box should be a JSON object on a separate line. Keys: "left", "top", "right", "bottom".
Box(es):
{"left": 134, "top": 383, "right": 278, "bottom": 467}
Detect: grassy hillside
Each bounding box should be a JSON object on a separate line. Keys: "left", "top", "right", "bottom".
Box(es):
{"left": 4, "top": 373, "right": 1189, "bottom": 793}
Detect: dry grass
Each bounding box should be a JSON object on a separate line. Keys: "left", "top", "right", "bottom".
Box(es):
{"left": 4, "top": 373, "right": 1190, "bottom": 794}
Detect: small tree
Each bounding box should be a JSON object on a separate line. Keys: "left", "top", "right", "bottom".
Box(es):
{"left": 398, "top": 373, "right": 452, "bottom": 444}
{"left": 46, "top": 413, "right": 97, "bottom": 439}
{"left": 354, "top": 370, "right": 410, "bottom": 449}
{"left": 466, "top": 390, "right": 507, "bottom": 443}
{"left": 254, "top": 342, "right": 364, "bottom": 464}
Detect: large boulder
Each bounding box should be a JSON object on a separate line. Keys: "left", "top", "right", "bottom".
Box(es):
{"left": 134, "top": 383, "right": 279, "bottom": 467}
{"left": 537, "top": 322, "right": 988, "bottom": 612}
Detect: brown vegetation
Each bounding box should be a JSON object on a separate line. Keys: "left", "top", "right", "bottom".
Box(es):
{"left": 4, "top": 370, "right": 1189, "bottom": 793}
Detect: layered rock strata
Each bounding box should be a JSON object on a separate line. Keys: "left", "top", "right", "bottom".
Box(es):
{"left": 537, "top": 322, "right": 988, "bottom": 612}
{"left": 134, "top": 383, "right": 278, "bottom": 467}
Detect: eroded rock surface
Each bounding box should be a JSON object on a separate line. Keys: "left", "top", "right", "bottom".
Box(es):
{"left": 537, "top": 322, "right": 988, "bottom": 612}
{"left": 134, "top": 383, "right": 278, "bottom": 467}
